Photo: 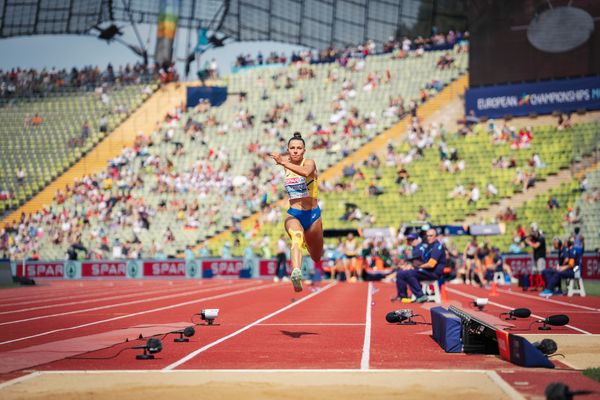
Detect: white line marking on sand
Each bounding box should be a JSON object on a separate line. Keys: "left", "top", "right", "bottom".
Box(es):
{"left": 0, "top": 371, "right": 41, "bottom": 390}
{"left": 163, "top": 281, "right": 337, "bottom": 370}
{"left": 486, "top": 371, "right": 526, "bottom": 400}
{"left": 360, "top": 282, "right": 373, "bottom": 370}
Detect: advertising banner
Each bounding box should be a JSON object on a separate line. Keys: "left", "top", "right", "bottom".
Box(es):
{"left": 16, "top": 261, "right": 65, "bottom": 278}
{"left": 143, "top": 260, "right": 187, "bottom": 277}
{"left": 81, "top": 261, "right": 127, "bottom": 278}
{"left": 201, "top": 259, "right": 244, "bottom": 277}
{"left": 503, "top": 253, "right": 600, "bottom": 279}
{"left": 465, "top": 76, "right": 600, "bottom": 118}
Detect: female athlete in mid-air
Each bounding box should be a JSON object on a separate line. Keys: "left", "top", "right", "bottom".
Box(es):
{"left": 271, "top": 132, "right": 324, "bottom": 292}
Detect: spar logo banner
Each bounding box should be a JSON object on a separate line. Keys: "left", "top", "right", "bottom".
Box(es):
{"left": 144, "top": 260, "right": 186, "bottom": 277}
{"left": 503, "top": 253, "right": 600, "bottom": 279}
{"left": 17, "top": 261, "right": 64, "bottom": 278}
{"left": 202, "top": 259, "right": 244, "bottom": 277}
{"left": 259, "top": 260, "right": 292, "bottom": 276}
{"left": 81, "top": 261, "right": 127, "bottom": 277}
{"left": 466, "top": 76, "right": 600, "bottom": 118}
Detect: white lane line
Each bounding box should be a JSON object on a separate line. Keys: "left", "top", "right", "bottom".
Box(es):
{"left": 163, "top": 281, "right": 338, "bottom": 370}
{"left": 0, "top": 282, "right": 239, "bottom": 326}
{"left": 485, "top": 371, "right": 526, "bottom": 400}
{"left": 0, "top": 282, "right": 224, "bottom": 315}
{"left": 0, "top": 371, "right": 41, "bottom": 390}
{"left": 0, "top": 282, "right": 273, "bottom": 346}
{"left": 257, "top": 323, "right": 364, "bottom": 326}
{"left": 495, "top": 288, "right": 600, "bottom": 312}
{"left": 360, "top": 282, "right": 373, "bottom": 370}
{"left": 0, "top": 286, "right": 145, "bottom": 307}
{"left": 446, "top": 287, "right": 592, "bottom": 335}
{"left": 0, "top": 281, "right": 210, "bottom": 308}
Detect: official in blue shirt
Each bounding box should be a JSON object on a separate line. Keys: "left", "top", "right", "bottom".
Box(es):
{"left": 540, "top": 237, "right": 581, "bottom": 296}
{"left": 393, "top": 228, "right": 446, "bottom": 303}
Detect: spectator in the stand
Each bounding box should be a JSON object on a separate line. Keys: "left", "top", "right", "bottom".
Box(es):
{"left": 417, "top": 206, "right": 430, "bottom": 221}
{"left": 342, "top": 164, "right": 356, "bottom": 178}
{"left": 547, "top": 196, "right": 560, "bottom": 210}
{"left": 81, "top": 120, "right": 90, "bottom": 144}
{"left": 220, "top": 241, "right": 232, "bottom": 259}
{"left": 565, "top": 206, "right": 582, "bottom": 225}
{"left": 16, "top": 168, "right": 26, "bottom": 184}
{"left": 468, "top": 184, "right": 480, "bottom": 204}
{"left": 508, "top": 237, "right": 523, "bottom": 253}
{"left": 112, "top": 238, "right": 123, "bottom": 259}
{"left": 99, "top": 114, "right": 108, "bottom": 134}
{"left": 31, "top": 114, "right": 42, "bottom": 126}
{"left": 366, "top": 181, "right": 384, "bottom": 196}
{"left": 486, "top": 182, "right": 498, "bottom": 197}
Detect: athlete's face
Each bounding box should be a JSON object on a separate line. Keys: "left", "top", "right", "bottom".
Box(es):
{"left": 288, "top": 139, "right": 305, "bottom": 162}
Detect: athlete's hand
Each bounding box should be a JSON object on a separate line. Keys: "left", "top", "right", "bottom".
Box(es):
{"left": 270, "top": 152, "right": 284, "bottom": 165}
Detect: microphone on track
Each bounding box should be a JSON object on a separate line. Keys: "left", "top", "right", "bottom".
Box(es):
{"left": 536, "top": 314, "right": 569, "bottom": 330}
{"left": 501, "top": 308, "right": 531, "bottom": 320}
{"left": 132, "top": 338, "right": 163, "bottom": 360}
{"left": 170, "top": 326, "right": 196, "bottom": 342}
{"left": 545, "top": 382, "right": 595, "bottom": 400}
{"left": 386, "top": 309, "right": 415, "bottom": 324}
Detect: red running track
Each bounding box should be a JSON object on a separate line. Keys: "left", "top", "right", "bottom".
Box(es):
{"left": 1, "top": 279, "right": 600, "bottom": 397}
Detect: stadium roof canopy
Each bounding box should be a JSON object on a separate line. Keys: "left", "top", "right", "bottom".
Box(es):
{"left": 0, "top": 0, "right": 466, "bottom": 49}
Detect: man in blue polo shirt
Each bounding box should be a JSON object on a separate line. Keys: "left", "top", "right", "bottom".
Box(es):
{"left": 540, "top": 237, "right": 581, "bottom": 296}
{"left": 393, "top": 228, "right": 446, "bottom": 303}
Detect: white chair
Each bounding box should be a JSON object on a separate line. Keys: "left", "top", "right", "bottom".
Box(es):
{"left": 421, "top": 280, "right": 442, "bottom": 303}
{"left": 567, "top": 266, "right": 586, "bottom": 297}
{"left": 493, "top": 271, "right": 505, "bottom": 285}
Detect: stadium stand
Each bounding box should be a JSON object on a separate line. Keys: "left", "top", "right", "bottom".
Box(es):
{"left": 0, "top": 65, "right": 160, "bottom": 213}
{"left": 210, "top": 117, "right": 599, "bottom": 257}
{"left": 1, "top": 48, "right": 467, "bottom": 260}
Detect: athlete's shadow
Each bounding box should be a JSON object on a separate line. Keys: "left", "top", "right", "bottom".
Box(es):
{"left": 280, "top": 330, "right": 319, "bottom": 339}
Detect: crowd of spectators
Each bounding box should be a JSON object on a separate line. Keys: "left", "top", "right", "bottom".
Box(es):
{"left": 232, "top": 30, "right": 469, "bottom": 73}
{"left": 0, "top": 62, "right": 176, "bottom": 99}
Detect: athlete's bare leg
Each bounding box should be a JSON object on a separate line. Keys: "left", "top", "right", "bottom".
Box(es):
{"left": 304, "top": 217, "right": 324, "bottom": 262}
{"left": 285, "top": 217, "right": 305, "bottom": 292}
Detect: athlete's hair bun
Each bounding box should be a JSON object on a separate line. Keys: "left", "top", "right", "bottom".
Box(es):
{"left": 288, "top": 131, "right": 305, "bottom": 146}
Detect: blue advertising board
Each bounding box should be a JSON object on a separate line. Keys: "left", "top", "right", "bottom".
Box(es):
{"left": 465, "top": 76, "right": 600, "bottom": 118}
{"left": 186, "top": 86, "right": 228, "bottom": 108}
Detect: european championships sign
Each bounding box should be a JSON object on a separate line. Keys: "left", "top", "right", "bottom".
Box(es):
{"left": 465, "top": 76, "right": 600, "bottom": 118}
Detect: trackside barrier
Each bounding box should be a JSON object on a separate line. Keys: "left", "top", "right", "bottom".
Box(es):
{"left": 10, "top": 257, "right": 325, "bottom": 279}
{"left": 502, "top": 253, "right": 600, "bottom": 280}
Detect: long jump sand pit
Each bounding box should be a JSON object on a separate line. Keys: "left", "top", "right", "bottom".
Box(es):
{"left": 522, "top": 334, "right": 600, "bottom": 369}
{"left": 0, "top": 370, "right": 522, "bottom": 400}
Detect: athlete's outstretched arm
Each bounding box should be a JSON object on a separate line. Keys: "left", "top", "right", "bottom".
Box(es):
{"left": 271, "top": 153, "right": 316, "bottom": 178}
